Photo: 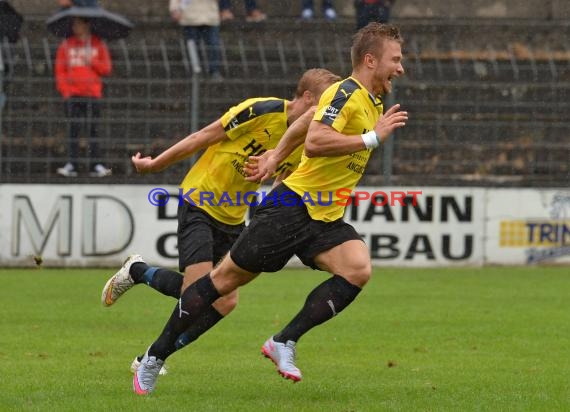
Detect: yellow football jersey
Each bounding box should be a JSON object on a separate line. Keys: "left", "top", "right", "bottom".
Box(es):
{"left": 284, "top": 77, "right": 383, "bottom": 222}
{"left": 179, "top": 97, "right": 301, "bottom": 225}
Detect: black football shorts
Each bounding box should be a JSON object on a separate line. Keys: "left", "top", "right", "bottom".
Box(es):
{"left": 230, "top": 183, "right": 362, "bottom": 273}
{"left": 177, "top": 203, "right": 245, "bottom": 271}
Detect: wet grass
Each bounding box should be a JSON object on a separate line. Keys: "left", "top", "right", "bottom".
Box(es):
{"left": 1, "top": 266, "right": 569, "bottom": 411}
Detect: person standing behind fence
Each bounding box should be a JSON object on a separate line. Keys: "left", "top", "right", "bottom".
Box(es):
{"left": 170, "top": 0, "right": 223, "bottom": 81}
{"left": 355, "top": 0, "right": 396, "bottom": 30}
{"left": 219, "top": 0, "right": 267, "bottom": 22}
{"left": 301, "top": 0, "right": 337, "bottom": 21}
{"left": 55, "top": 16, "right": 112, "bottom": 177}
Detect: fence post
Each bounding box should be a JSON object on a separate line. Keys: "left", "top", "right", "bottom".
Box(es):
{"left": 186, "top": 39, "right": 201, "bottom": 136}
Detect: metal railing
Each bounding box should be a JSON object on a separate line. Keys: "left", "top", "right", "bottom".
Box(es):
{"left": 1, "top": 32, "right": 569, "bottom": 186}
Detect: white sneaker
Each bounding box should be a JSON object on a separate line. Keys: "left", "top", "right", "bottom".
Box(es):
{"left": 90, "top": 163, "right": 112, "bottom": 177}
{"left": 131, "top": 356, "right": 167, "bottom": 376}
{"left": 324, "top": 8, "right": 337, "bottom": 20}
{"left": 209, "top": 72, "right": 224, "bottom": 83}
{"left": 101, "top": 254, "right": 144, "bottom": 306}
{"left": 261, "top": 336, "right": 302, "bottom": 382}
{"left": 133, "top": 352, "right": 165, "bottom": 395}
{"left": 301, "top": 8, "right": 313, "bottom": 20}
{"left": 56, "top": 162, "right": 78, "bottom": 177}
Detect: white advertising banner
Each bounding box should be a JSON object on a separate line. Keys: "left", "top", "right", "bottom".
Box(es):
{"left": 339, "top": 187, "right": 485, "bottom": 266}
{"left": 485, "top": 189, "right": 570, "bottom": 265}
{"left": 0, "top": 185, "right": 567, "bottom": 267}
{"left": 0, "top": 184, "right": 180, "bottom": 268}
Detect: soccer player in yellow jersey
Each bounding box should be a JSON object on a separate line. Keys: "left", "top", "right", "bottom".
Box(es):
{"left": 99, "top": 68, "right": 340, "bottom": 380}
{"left": 132, "top": 23, "right": 407, "bottom": 394}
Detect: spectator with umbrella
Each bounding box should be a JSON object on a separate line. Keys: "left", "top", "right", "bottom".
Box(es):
{"left": 47, "top": 5, "right": 133, "bottom": 177}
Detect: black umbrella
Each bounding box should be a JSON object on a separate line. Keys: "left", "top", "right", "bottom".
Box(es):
{"left": 0, "top": 1, "right": 23, "bottom": 43}
{"left": 46, "top": 6, "right": 134, "bottom": 41}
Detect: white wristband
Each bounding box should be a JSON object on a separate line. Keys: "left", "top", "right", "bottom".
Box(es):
{"left": 361, "top": 131, "right": 380, "bottom": 149}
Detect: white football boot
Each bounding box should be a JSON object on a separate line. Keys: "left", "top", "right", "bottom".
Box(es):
{"left": 101, "top": 254, "right": 145, "bottom": 306}
{"left": 261, "top": 336, "right": 302, "bottom": 382}
{"left": 131, "top": 355, "right": 167, "bottom": 376}
{"left": 133, "top": 351, "right": 165, "bottom": 395}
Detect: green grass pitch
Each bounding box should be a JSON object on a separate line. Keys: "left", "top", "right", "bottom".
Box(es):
{"left": 1, "top": 266, "right": 569, "bottom": 411}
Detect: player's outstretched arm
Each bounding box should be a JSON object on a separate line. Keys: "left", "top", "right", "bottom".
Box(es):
{"left": 131, "top": 120, "right": 227, "bottom": 174}
{"left": 305, "top": 104, "right": 408, "bottom": 157}
{"left": 244, "top": 107, "right": 315, "bottom": 182}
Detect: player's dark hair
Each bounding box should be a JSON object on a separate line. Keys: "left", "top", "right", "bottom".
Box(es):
{"left": 351, "top": 23, "right": 403, "bottom": 68}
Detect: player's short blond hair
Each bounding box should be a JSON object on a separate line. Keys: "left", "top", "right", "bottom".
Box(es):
{"left": 351, "top": 23, "right": 403, "bottom": 69}
{"left": 294, "top": 68, "right": 341, "bottom": 99}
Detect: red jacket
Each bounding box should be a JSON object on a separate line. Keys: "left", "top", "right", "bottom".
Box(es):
{"left": 55, "top": 35, "right": 112, "bottom": 99}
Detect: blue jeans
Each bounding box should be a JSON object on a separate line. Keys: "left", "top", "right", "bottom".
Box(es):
{"left": 219, "top": 0, "right": 258, "bottom": 13}
{"left": 64, "top": 97, "right": 101, "bottom": 166}
{"left": 356, "top": 2, "right": 391, "bottom": 29}
{"left": 183, "top": 26, "right": 221, "bottom": 75}
{"left": 72, "top": 0, "right": 98, "bottom": 5}
{"left": 302, "top": 0, "right": 334, "bottom": 11}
